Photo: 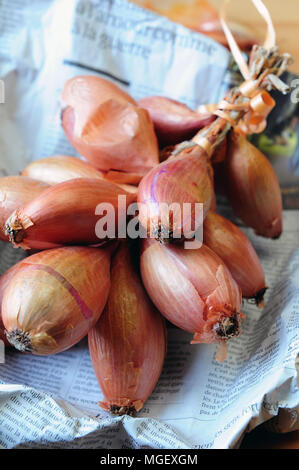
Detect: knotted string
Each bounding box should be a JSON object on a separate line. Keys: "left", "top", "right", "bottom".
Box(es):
{"left": 197, "top": 0, "right": 280, "bottom": 136}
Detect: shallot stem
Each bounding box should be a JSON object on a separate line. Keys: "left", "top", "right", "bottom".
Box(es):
{"left": 192, "top": 46, "right": 293, "bottom": 156}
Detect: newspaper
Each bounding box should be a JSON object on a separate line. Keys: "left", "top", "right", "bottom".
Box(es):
{"left": 0, "top": 0, "right": 298, "bottom": 450}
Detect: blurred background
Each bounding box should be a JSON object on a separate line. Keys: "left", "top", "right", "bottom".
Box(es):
{"left": 132, "top": 0, "right": 299, "bottom": 73}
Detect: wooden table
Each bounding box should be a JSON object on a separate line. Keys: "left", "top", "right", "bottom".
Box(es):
{"left": 211, "top": 0, "right": 299, "bottom": 73}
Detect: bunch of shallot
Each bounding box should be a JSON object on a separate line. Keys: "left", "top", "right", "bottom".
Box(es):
{"left": 0, "top": 11, "right": 293, "bottom": 416}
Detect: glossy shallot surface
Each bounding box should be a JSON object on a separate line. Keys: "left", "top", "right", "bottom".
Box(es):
{"left": 138, "top": 96, "right": 214, "bottom": 146}
{"left": 138, "top": 144, "right": 213, "bottom": 242}
{"left": 140, "top": 239, "right": 243, "bottom": 358}
{"left": 5, "top": 178, "right": 136, "bottom": 250}
{"left": 203, "top": 212, "right": 267, "bottom": 304}
{"left": 2, "top": 246, "right": 111, "bottom": 355}
{"left": 225, "top": 131, "right": 283, "bottom": 239}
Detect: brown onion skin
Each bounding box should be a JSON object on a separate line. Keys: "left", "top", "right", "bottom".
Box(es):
{"left": 137, "top": 145, "right": 213, "bottom": 242}
{"left": 138, "top": 96, "right": 214, "bottom": 147}
{"left": 2, "top": 246, "right": 111, "bottom": 355}
{"left": 203, "top": 212, "right": 266, "bottom": 301}
{"left": 61, "top": 76, "right": 159, "bottom": 177}
{"left": 225, "top": 131, "right": 283, "bottom": 239}
{"left": 88, "top": 243, "right": 166, "bottom": 415}
{"left": 0, "top": 176, "right": 49, "bottom": 241}
{"left": 140, "top": 239, "right": 243, "bottom": 345}
{"left": 5, "top": 178, "right": 136, "bottom": 250}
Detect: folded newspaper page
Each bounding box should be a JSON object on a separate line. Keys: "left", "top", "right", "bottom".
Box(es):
{"left": 0, "top": 0, "right": 298, "bottom": 449}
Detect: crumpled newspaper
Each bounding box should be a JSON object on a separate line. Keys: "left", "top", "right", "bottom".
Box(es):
{"left": 0, "top": 0, "right": 298, "bottom": 449}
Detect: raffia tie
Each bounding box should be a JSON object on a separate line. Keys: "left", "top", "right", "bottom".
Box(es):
{"left": 197, "top": 0, "right": 278, "bottom": 137}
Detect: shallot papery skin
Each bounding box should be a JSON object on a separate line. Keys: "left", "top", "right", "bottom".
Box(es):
{"left": 61, "top": 76, "right": 159, "bottom": 177}
{"left": 140, "top": 239, "right": 243, "bottom": 347}
{"left": 137, "top": 144, "right": 213, "bottom": 241}
{"left": 88, "top": 243, "right": 166, "bottom": 416}
{"left": 138, "top": 96, "right": 214, "bottom": 147}
{"left": 225, "top": 131, "right": 283, "bottom": 239}
{"left": 5, "top": 178, "right": 136, "bottom": 250}
{"left": 2, "top": 246, "right": 111, "bottom": 355}
{"left": 0, "top": 262, "right": 22, "bottom": 346}
{"left": 203, "top": 212, "right": 266, "bottom": 303}
{"left": 0, "top": 176, "right": 49, "bottom": 241}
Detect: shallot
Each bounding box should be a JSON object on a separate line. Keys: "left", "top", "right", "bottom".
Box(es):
{"left": 62, "top": 76, "right": 159, "bottom": 179}
{"left": 88, "top": 243, "right": 166, "bottom": 415}
{"left": 203, "top": 211, "right": 267, "bottom": 304}
{"left": 141, "top": 239, "right": 243, "bottom": 360}
{"left": 2, "top": 246, "right": 111, "bottom": 355}
{"left": 0, "top": 262, "right": 22, "bottom": 346}
{"left": 138, "top": 144, "right": 214, "bottom": 242}
{"left": 5, "top": 178, "right": 136, "bottom": 250}
{"left": 21, "top": 155, "right": 138, "bottom": 194}
{"left": 225, "top": 131, "right": 283, "bottom": 239}
{"left": 138, "top": 96, "right": 214, "bottom": 146}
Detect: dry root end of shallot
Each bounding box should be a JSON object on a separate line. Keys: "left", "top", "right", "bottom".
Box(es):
{"left": 213, "top": 314, "right": 241, "bottom": 340}
{"left": 250, "top": 287, "right": 268, "bottom": 309}
{"left": 109, "top": 405, "right": 137, "bottom": 417}
{"left": 191, "top": 310, "right": 242, "bottom": 346}
{"left": 5, "top": 329, "right": 58, "bottom": 354}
